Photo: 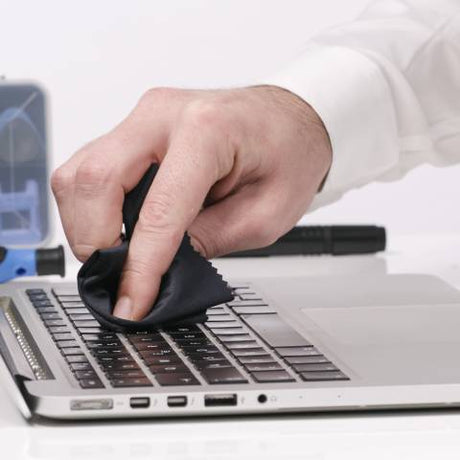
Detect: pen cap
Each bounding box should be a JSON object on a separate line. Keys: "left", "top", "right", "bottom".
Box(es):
{"left": 330, "top": 225, "right": 386, "bottom": 255}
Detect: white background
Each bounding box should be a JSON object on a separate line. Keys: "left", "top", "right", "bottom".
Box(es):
{"left": 1, "top": 0, "right": 459, "bottom": 252}
{"left": 2, "top": 4, "right": 460, "bottom": 458}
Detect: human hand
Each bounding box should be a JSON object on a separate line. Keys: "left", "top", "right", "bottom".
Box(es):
{"left": 51, "top": 86, "right": 332, "bottom": 320}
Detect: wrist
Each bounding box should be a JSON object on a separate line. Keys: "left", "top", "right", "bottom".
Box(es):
{"left": 251, "top": 84, "right": 332, "bottom": 192}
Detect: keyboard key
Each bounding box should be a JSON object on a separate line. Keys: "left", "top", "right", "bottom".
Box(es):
{"left": 194, "top": 360, "right": 233, "bottom": 370}
{"left": 217, "top": 335, "right": 254, "bottom": 344}
{"left": 78, "top": 328, "right": 104, "bottom": 334}
{"left": 29, "top": 294, "right": 49, "bottom": 301}
{"left": 232, "top": 306, "right": 276, "bottom": 315}
{"left": 244, "top": 362, "right": 284, "bottom": 372}
{"left": 66, "top": 308, "right": 91, "bottom": 315}
{"left": 143, "top": 356, "right": 182, "bottom": 366}
{"left": 69, "top": 314, "right": 94, "bottom": 321}
{"left": 173, "top": 339, "right": 212, "bottom": 347}
{"left": 207, "top": 306, "right": 226, "bottom": 312}
{"left": 284, "top": 355, "right": 330, "bottom": 365}
{"left": 97, "top": 356, "right": 135, "bottom": 364}
{"left": 79, "top": 378, "right": 104, "bottom": 389}
{"left": 213, "top": 328, "right": 248, "bottom": 336}
{"left": 293, "top": 363, "right": 338, "bottom": 373}
{"left": 105, "top": 370, "right": 147, "bottom": 379}
{"left": 242, "top": 314, "right": 311, "bottom": 348}
{"left": 35, "top": 307, "right": 57, "bottom": 314}
{"left": 43, "top": 319, "right": 67, "bottom": 328}
{"left": 206, "top": 309, "right": 230, "bottom": 316}
{"left": 101, "top": 362, "right": 140, "bottom": 371}
{"left": 231, "top": 348, "right": 268, "bottom": 358}
{"left": 251, "top": 371, "right": 295, "bottom": 383}
{"left": 200, "top": 367, "right": 248, "bottom": 384}
{"left": 66, "top": 355, "right": 89, "bottom": 363}
{"left": 61, "top": 347, "right": 84, "bottom": 356}
{"left": 86, "top": 340, "right": 123, "bottom": 349}
{"left": 92, "top": 348, "right": 130, "bottom": 357}
{"left": 239, "top": 293, "right": 263, "bottom": 301}
{"left": 227, "top": 300, "right": 267, "bottom": 308}
{"left": 40, "top": 313, "right": 62, "bottom": 320}
{"left": 56, "top": 340, "right": 80, "bottom": 349}
{"left": 225, "top": 342, "right": 260, "bottom": 350}
{"left": 74, "top": 370, "right": 98, "bottom": 379}
{"left": 73, "top": 320, "right": 101, "bottom": 328}
{"left": 70, "top": 362, "right": 94, "bottom": 371}
{"left": 187, "top": 354, "right": 227, "bottom": 365}
{"left": 163, "top": 325, "right": 200, "bottom": 333}
{"left": 128, "top": 333, "right": 164, "bottom": 344}
{"left": 52, "top": 332, "right": 73, "bottom": 341}
{"left": 205, "top": 321, "right": 240, "bottom": 329}
{"left": 111, "top": 378, "right": 152, "bottom": 388}
{"left": 57, "top": 295, "right": 81, "bottom": 302}
{"left": 166, "top": 331, "right": 207, "bottom": 340}
{"left": 132, "top": 341, "right": 170, "bottom": 352}
{"left": 181, "top": 346, "right": 221, "bottom": 355}
{"left": 148, "top": 364, "right": 190, "bottom": 374}
{"left": 237, "top": 355, "right": 275, "bottom": 365}
{"left": 139, "top": 349, "right": 175, "bottom": 359}
{"left": 81, "top": 333, "right": 118, "bottom": 341}
{"left": 300, "top": 371, "right": 349, "bottom": 382}
{"left": 155, "top": 373, "right": 200, "bottom": 386}
{"left": 32, "top": 300, "right": 55, "bottom": 308}
{"left": 276, "top": 347, "right": 320, "bottom": 357}
{"left": 61, "top": 302, "right": 86, "bottom": 309}
{"left": 48, "top": 326, "right": 71, "bottom": 334}
{"left": 52, "top": 287, "right": 79, "bottom": 297}
{"left": 202, "top": 315, "right": 235, "bottom": 322}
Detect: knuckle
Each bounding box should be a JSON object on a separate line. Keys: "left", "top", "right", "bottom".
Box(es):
{"left": 75, "top": 160, "right": 113, "bottom": 192}
{"left": 183, "top": 100, "right": 227, "bottom": 132}
{"left": 50, "top": 166, "right": 74, "bottom": 196}
{"left": 140, "top": 87, "right": 179, "bottom": 105}
{"left": 137, "top": 197, "right": 183, "bottom": 241}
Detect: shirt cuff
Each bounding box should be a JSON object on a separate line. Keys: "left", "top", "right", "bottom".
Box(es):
{"left": 261, "top": 45, "right": 399, "bottom": 209}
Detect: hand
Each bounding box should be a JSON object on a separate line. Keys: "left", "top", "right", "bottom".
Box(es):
{"left": 51, "top": 86, "right": 332, "bottom": 320}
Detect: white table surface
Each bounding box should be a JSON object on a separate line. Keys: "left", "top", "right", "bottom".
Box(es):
{"left": 2, "top": 233, "right": 460, "bottom": 460}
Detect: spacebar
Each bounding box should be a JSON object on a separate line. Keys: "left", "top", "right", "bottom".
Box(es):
{"left": 241, "top": 314, "right": 310, "bottom": 348}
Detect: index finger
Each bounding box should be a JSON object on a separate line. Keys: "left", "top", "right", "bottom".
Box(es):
{"left": 114, "top": 121, "right": 231, "bottom": 320}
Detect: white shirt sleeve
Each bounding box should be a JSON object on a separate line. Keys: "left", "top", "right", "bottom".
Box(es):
{"left": 262, "top": 0, "right": 460, "bottom": 210}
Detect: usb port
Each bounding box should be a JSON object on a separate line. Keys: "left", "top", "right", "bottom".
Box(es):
{"left": 130, "top": 397, "right": 150, "bottom": 409}
{"left": 167, "top": 396, "right": 187, "bottom": 407}
{"left": 204, "top": 394, "right": 237, "bottom": 407}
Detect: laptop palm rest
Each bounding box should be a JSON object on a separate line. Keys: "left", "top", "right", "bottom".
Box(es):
{"left": 302, "top": 304, "right": 460, "bottom": 384}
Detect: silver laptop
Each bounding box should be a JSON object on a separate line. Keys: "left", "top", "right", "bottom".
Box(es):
{"left": 2, "top": 273, "right": 460, "bottom": 420}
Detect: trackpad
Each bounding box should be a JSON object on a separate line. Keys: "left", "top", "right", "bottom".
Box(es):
{"left": 301, "top": 304, "right": 460, "bottom": 383}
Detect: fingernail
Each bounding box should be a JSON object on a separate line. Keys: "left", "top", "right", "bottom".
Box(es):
{"left": 113, "top": 296, "right": 133, "bottom": 320}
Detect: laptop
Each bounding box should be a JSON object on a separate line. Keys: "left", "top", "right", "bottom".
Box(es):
{"left": 2, "top": 272, "right": 460, "bottom": 420}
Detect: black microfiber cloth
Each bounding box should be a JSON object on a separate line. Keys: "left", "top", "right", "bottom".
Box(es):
{"left": 77, "top": 164, "right": 234, "bottom": 332}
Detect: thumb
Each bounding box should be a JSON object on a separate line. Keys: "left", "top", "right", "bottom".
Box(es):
{"left": 188, "top": 184, "right": 280, "bottom": 259}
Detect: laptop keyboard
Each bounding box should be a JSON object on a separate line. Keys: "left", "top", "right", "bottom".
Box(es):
{"left": 25, "top": 286, "right": 349, "bottom": 389}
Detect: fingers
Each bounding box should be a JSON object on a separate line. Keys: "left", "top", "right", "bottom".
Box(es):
{"left": 114, "top": 121, "right": 231, "bottom": 321}
{"left": 51, "top": 88, "right": 178, "bottom": 262}
{"left": 71, "top": 144, "right": 149, "bottom": 261}
{"left": 187, "top": 182, "right": 286, "bottom": 259}
{"left": 51, "top": 149, "right": 87, "bottom": 245}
